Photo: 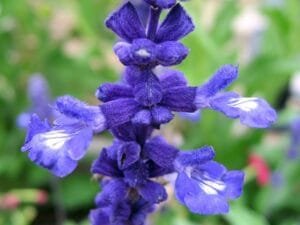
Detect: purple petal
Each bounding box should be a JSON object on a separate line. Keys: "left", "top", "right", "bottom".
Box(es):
{"left": 139, "top": 180, "right": 167, "bottom": 203}
{"left": 131, "top": 39, "right": 156, "bottom": 65}
{"left": 222, "top": 171, "right": 244, "bottom": 199}
{"left": 144, "top": 136, "right": 178, "bottom": 169}
{"left": 101, "top": 98, "right": 140, "bottom": 128}
{"left": 175, "top": 172, "right": 200, "bottom": 204}
{"left": 89, "top": 208, "right": 110, "bottom": 225}
{"left": 151, "top": 106, "right": 174, "bottom": 125}
{"left": 159, "top": 69, "right": 187, "bottom": 89}
{"left": 91, "top": 148, "right": 122, "bottom": 177}
{"left": 134, "top": 70, "right": 163, "bottom": 106}
{"left": 22, "top": 120, "right": 92, "bottom": 177}
{"left": 95, "top": 179, "right": 128, "bottom": 206}
{"left": 196, "top": 161, "right": 227, "bottom": 180}
{"left": 123, "top": 66, "right": 141, "bottom": 87}
{"left": 143, "top": 0, "right": 176, "bottom": 9}
{"left": 178, "top": 110, "right": 201, "bottom": 122}
{"left": 175, "top": 146, "right": 215, "bottom": 170}
{"left": 123, "top": 162, "right": 149, "bottom": 187}
{"left": 23, "top": 114, "right": 51, "bottom": 146}
{"left": 96, "top": 83, "right": 133, "bottom": 102}
{"left": 131, "top": 110, "right": 152, "bottom": 125}
{"left": 209, "top": 92, "right": 277, "bottom": 128}
{"left": 184, "top": 193, "right": 229, "bottom": 215}
{"left": 148, "top": 161, "right": 175, "bottom": 177}
{"left": 155, "top": 4, "right": 194, "bottom": 42}
{"left": 161, "top": 86, "right": 197, "bottom": 112}
{"left": 131, "top": 199, "right": 154, "bottom": 225}
{"left": 105, "top": 2, "right": 146, "bottom": 42}
{"left": 156, "top": 41, "right": 189, "bottom": 66}
{"left": 114, "top": 39, "right": 157, "bottom": 66}
{"left": 111, "top": 122, "right": 153, "bottom": 143}
{"left": 117, "top": 141, "right": 141, "bottom": 170}
{"left": 113, "top": 41, "right": 133, "bottom": 65}
{"left": 196, "top": 65, "right": 238, "bottom": 101}
{"left": 55, "top": 95, "right": 106, "bottom": 132}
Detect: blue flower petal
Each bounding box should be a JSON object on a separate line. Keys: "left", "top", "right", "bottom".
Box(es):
{"left": 133, "top": 70, "right": 163, "bottom": 106}
{"left": 131, "top": 110, "right": 152, "bottom": 125}
{"left": 139, "top": 180, "right": 167, "bottom": 203}
{"left": 96, "top": 83, "right": 133, "bottom": 103}
{"left": 155, "top": 4, "right": 194, "bottom": 42}
{"left": 175, "top": 172, "right": 200, "bottom": 204}
{"left": 105, "top": 2, "right": 146, "bottom": 42}
{"left": 162, "top": 86, "right": 197, "bottom": 112}
{"left": 156, "top": 41, "right": 189, "bottom": 66}
{"left": 22, "top": 117, "right": 93, "bottom": 177}
{"left": 101, "top": 98, "right": 140, "bottom": 128}
{"left": 55, "top": 95, "right": 106, "bottom": 132}
{"left": 222, "top": 171, "right": 244, "bottom": 199}
{"left": 89, "top": 208, "right": 110, "bottom": 225}
{"left": 91, "top": 148, "right": 122, "bottom": 177}
{"left": 151, "top": 106, "right": 174, "bottom": 125}
{"left": 184, "top": 192, "right": 229, "bottom": 215}
{"left": 159, "top": 69, "right": 187, "bottom": 89}
{"left": 117, "top": 141, "right": 141, "bottom": 170}
{"left": 196, "top": 65, "right": 238, "bottom": 100}
{"left": 144, "top": 136, "right": 178, "bottom": 169}
{"left": 175, "top": 146, "right": 215, "bottom": 170}
{"left": 175, "top": 153, "right": 244, "bottom": 215}
{"left": 209, "top": 92, "right": 277, "bottom": 128}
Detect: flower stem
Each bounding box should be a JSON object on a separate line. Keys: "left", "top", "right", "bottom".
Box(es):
{"left": 146, "top": 6, "right": 162, "bottom": 41}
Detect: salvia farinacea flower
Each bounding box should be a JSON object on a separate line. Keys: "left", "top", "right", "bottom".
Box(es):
{"left": 21, "top": 1, "right": 277, "bottom": 224}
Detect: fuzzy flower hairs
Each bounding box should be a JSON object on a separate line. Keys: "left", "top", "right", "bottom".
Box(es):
{"left": 21, "top": 1, "right": 276, "bottom": 224}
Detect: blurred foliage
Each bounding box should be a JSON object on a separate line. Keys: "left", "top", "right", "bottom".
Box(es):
{"left": 0, "top": 0, "right": 300, "bottom": 224}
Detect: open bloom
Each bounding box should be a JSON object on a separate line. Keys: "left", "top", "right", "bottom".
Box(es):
{"left": 22, "top": 96, "right": 106, "bottom": 177}
{"left": 174, "top": 146, "right": 244, "bottom": 214}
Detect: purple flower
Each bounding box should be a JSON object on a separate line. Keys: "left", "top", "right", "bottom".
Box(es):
{"left": 97, "top": 68, "right": 197, "bottom": 127}
{"left": 20, "top": 0, "right": 276, "bottom": 222}
{"left": 195, "top": 64, "right": 277, "bottom": 128}
{"left": 174, "top": 146, "right": 244, "bottom": 214}
{"left": 90, "top": 179, "right": 154, "bottom": 225}
{"left": 91, "top": 135, "right": 178, "bottom": 203}
{"left": 22, "top": 96, "right": 106, "bottom": 177}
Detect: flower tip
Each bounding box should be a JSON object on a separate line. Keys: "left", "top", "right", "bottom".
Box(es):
{"left": 218, "top": 64, "right": 239, "bottom": 80}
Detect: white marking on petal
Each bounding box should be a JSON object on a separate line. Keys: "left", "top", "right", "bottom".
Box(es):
{"left": 135, "top": 49, "right": 151, "bottom": 58}
{"left": 228, "top": 97, "right": 258, "bottom": 112}
{"left": 39, "top": 130, "right": 72, "bottom": 150}
{"left": 199, "top": 179, "right": 226, "bottom": 195}
{"left": 188, "top": 169, "right": 226, "bottom": 195}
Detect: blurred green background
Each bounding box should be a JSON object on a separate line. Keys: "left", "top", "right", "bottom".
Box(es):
{"left": 1, "top": 0, "right": 300, "bottom": 224}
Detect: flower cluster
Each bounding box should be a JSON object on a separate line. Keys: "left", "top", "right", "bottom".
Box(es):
{"left": 21, "top": 1, "right": 277, "bottom": 224}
